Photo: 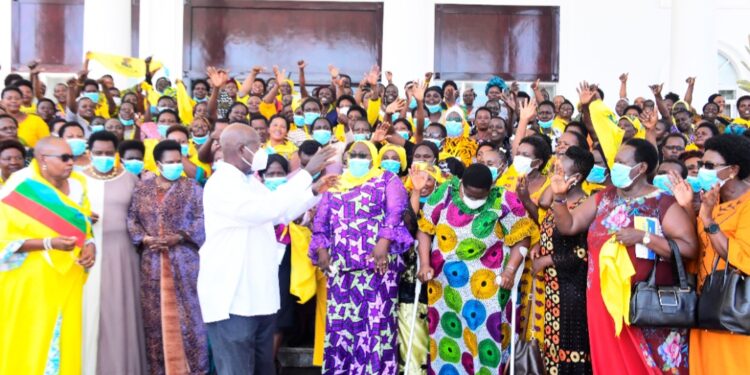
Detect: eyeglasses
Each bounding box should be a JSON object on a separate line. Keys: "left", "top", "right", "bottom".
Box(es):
{"left": 348, "top": 152, "right": 369, "bottom": 159}
{"left": 43, "top": 154, "right": 75, "bottom": 162}
{"left": 663, "top": 145, "right": 685, "bottom": 152}
{"left": 0, "top": 126, "right": 17, "bottom": 132}
{"left": 697, "top": 161, "right": 728, "bottom": 170}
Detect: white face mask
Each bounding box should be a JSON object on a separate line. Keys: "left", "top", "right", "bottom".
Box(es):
{"left": 461, "top": 185, "right": 487, "bottom": 209}
{"left": 513, "top": 155, "right": 536, "bottom": 175}
{"left": 241, "top": 145, "right": 268, "bottom": 172}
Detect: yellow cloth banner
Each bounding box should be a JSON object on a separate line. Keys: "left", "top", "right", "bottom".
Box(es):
{"left": 86, "top": 51, "right": 163, "bottom": 78}
{"left": 600, "top": 235, "right": 635, "bottom": 336}
{"left": 289, "top": 223, "right": 316, "bottom": 304}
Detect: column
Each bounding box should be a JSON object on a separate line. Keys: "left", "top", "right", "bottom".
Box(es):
{"left": 139, "top": 0, "right": 184, "bottom": 81}
{"left": 381, "top": 0, "right": 434, "bottom": 89}
{"left": 83, "top": 0, "right": 132, "bottom": 85}
{"left": 0, "top": 0, "right": 12, "bottom": 79}
{"left": 670, "top": 0, "right": 716, "bottom": 105}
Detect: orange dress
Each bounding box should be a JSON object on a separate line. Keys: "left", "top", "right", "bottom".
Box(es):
{"left": 689, "top": 189, "right": 750, "bottom": 374}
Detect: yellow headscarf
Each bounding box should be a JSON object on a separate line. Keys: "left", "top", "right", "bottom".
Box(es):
{"left": 440, "top": 106, "right": 471, "bottom": 138}
{"left": 331, "top": 141, "right": 383, "bottom": 193}
{"left": 618, "top": 115, "right": 646, "bottom": 140}
{"left": 671, "top": 100, "right": 691, "bottom": 113}
{"left": 378, "top": 144, "right": 407, "bottom": 172}
{"left": 600, "top": 235, "right": 635, "bottom": 336}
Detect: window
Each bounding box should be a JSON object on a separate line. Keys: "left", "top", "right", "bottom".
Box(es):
{"left": 183, "top": 1, "right": 383, "bottom": 85}
{"left": 434, "top": 5, "right": 559, "bottom": 82}
{"left": 718, "top": 52, "right": 739, "bottom": 117}
{"left": 11, "top": 0, "right": 84, "bottom": 72}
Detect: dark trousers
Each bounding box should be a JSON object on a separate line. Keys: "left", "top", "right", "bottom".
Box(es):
{"left": 206, "top": 313, "right": 277, "bottom": 375}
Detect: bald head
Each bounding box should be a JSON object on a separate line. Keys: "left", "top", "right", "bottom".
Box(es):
{"left": 220, "top": 124, "right": 258, "bottom": 156}
{"left": 35, "top": 136, "right": 71, "bottom": 156}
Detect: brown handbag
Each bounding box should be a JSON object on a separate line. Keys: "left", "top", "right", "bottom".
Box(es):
{"left": 506, "top": 276, "right": 545, "bottom": 375}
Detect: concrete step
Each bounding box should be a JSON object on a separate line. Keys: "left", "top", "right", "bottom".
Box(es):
{"left": 278, "top": 346, "right": 319, "bottom": 374}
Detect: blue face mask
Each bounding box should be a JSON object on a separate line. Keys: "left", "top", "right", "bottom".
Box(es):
{"left": 397, "top": 130, "right": 410, "bottom": 141}
{"left": 538, "top": 119, "right": 554, "bottom": 129}
{"left": 83, "top": 92, "right": 100, "bottom": 103}
{"left": 120, "top": 117, "right": 134, "bottom": 126}
{"left": 312, "top": 129, "right": 332, "bottom": 145}
{"left": 157, "top": 123, "right": 170, "bottom": 138}
{"left": 160, "top": 163, "right": 184, "bottom": 181}
{"left": 304, "top": 112, "right": 321, "bottom": 126}
{"left": 698, "top": 167, "right": 728, "bottom": 191}
{"left": 391, "top": 113, "right": 400, "bottom": 123}
{"left": 489, "top": 166, "right": 499, "bottom": 181}
{"left": 611, "top": 162, "right": 640, "bottom": 189}
{"left": 381, "top": 159, "right": 401, "bottom": 174}
{"left": 725, "top": 125, "right": 746, "bottom": 135}
{"left": 586, "top": 165, "right": 608, "bottom": 184}
{"left": 426, "top": 103, "right": 443, "bottom": 114}
{"left": 408, "top": 97, "right": 418, "bottom": 110}
{"left": 419, "top": 196, "right": 428, "bottom": 203}
{"left": 123, "top": 160, "right": 144, "bottom": 175}
{"left": 312, "top": 171, "right": 321, "bottom": 181}
{"left": 652, "top": 174, "right": 673, "bottom": 194}
{"left": 348, "top": 158, "right": 371, "bottom": 178}
{"left": 293, "top": 114, "right": 305, "bottom": 127}
{"left": 192, "top": 135, "right": 209, "bottom": 145}
{"left": 67, "top": 138, "right": 87, "bottom": 157}
{"left": 425, "top": 138, "right": 443, "bottom": 150}
{"left": 353, "top": 133, "right": 370, "bottom": 142}
{"left": 686, "top": 175, "right": 701, "bottom": 193}
{"left": 193, "top": 96, "right": 208, "bottom": 103}
{"left": 91, "top": 156, "right": 115, "bottom": 174}
{"left": 157, "top": 106, "right": 169, "bottom": 114}
{"left": 445, "top": 120, "right": 463, "bottom": 137}
{"left": 264, "top": 176, "right": 288, "bottom": 191}
{"left": 180, "top": 144, "right": 190, "bottom": 156}
{"left": 90, "top": 125, "right": 104, "bottom": 133}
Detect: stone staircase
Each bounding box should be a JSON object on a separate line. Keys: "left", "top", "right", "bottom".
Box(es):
{"left": 278, "top": 346, "right": 319, "bottom": 375}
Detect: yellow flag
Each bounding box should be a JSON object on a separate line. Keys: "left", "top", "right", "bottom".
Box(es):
{"left": 86, "top": 51, "right": 163, "bottom": 78}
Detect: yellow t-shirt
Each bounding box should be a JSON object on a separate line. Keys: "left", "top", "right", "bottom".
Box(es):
{"left": 20, "top": 104, "right": 37, "bottom": 115}
{"left": 18, "top": 114, "right": 50, "bottom": 148}
{"left": 259, "top": 101, "right": 278, "bottom": 120}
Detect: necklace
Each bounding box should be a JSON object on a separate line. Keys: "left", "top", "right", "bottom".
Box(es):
{"left": 86, "top": 165, "right": 121, "bottom": 180}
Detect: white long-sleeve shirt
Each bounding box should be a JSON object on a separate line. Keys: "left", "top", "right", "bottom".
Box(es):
{"left": 197, "top": 162, "right": 320, "bottom": 323}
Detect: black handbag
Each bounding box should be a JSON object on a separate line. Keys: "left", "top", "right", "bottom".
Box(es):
{"left": 698, "top": 253, "right": 750, "bottom": 334}
{"left": 629, "top": 239, "right": 697, "bottom": 328}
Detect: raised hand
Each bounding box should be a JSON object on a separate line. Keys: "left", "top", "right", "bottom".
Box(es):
{"left": 297, "top": 60, "right": 307, "bottom": 70}
{"left": 304, "top": 146, "right": 337, "bottom": 176}
{"left": 385, "top": 98, "right": 406, "bottom": 115}
{"left": 313, "top": 175, "right": 340, "bottom": 195}
{"left": 424, "top": 72, "right": 433, "bottom": 83}
{"left": 639, "top": 109, "right": 657, "bottom": 130}
{"left": 206, "top": 66, "right": 229, "bottom": 88}
{"left": 577, "top": 81, "right": 596, "bottom": 105}
{"left": 667, "top": 171, "right": 694, "bottom": 209}
{"left": 518, "top": 97, "right": 537, "bottom": 122}
{"left": 273, "top": 65, "right": 286, "bottom": 83}
{"left": 409, "top": 166, "right": 429, "bottom": 191}
{"left": 371, "top": 123, "right": 391, "bottom": 143}
{"left": 328, "top": 64, "right": 339, "bottom": 78}
{"left": 531, "top": 78, "right": 540, "bottom": 91}
{"left": 510, "top": 81, "right": 520, "bottom": 94}
{"left": 619, "top": 73, "right": 628, "bottom": 83}
{"left": 412, "top": 80, "right": 427, "bottom": 102}
{"left": 251, "top": 66, "right": 264, "bottom": 75}
{"left": 686, "top": 76, "right": 696, "bottom": 86}
{"left": 366, "top": 65, "right": 381, "bottom": 87}
{"left": 499, "top": 91, "right": 516, "bottom": 111}
{"left": 385, "top": 71, "right": 393, "bottom": 84}
{"left": 649, "top": 83, "right": 664, "bottom": 97}
{"left": 550, "top": 159, "right": 575, "bottom": 197}
{"left": 699, "top": 184, "right": 720, "bottom": 224}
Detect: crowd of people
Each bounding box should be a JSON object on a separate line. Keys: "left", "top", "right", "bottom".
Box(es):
{"left": 1, "top": 56, "right": 750, "bottom": 375}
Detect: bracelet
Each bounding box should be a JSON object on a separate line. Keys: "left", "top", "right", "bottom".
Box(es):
{"left": 553, "top": 196, "right": 567, "bottom": 205}
{"left": 43, "top": 238, "right": 52, "bottom": 251}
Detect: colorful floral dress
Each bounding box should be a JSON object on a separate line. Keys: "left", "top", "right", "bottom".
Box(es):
{"left": 587, "top": 186, "right": 689, "bottom": 374}
{"left": 539, "top": 198, "right": 592, "bottom": 375}
{"left": 419, "top": 177, "right": 534, "bottom": 375}
{"left": 309, "top": 170, "right": 413, "bottom": 375}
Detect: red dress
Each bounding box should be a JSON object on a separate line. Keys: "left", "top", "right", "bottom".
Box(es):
{"left": 586, "top": 187, "right": 689, "bottom": 374}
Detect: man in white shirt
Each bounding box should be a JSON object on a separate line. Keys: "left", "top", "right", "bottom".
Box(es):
{"left": 198, "top": 125, "right": 336, "bottom": 375}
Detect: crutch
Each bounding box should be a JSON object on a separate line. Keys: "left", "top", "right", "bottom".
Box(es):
{"left": 507, "top": 246, "right": 529, "bottom": 375}
{"left": 405, "top": 239, "right": 426, "bottom": 375}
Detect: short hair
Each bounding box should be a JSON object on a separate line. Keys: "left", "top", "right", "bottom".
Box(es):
{"left": 1, "top": 87, "right": 22, "bottom": 98}
{"left": 312, "top": 116, "right": 333, "bottom": 129}
{"left": 166, "top": 125, "right": 189, "bottom": 139}
{"left": 660, "top": 158, "right": 688, "bottom": 179}
{"left": 538, "top": 100, "right": 555, "bottom": 111}
{"left": 663, "top": 132, "right": 688, "bottom": 147}
{"left": 516, "top": 91, "right": 531, "bottom": 101}
{"left": 301, "top": 97, "right": 322, "bottom": 111}
{"left": 348, "top": 105, "right": 367, "bottom": 120}
{"left": 596, "top": 87, "right": 604, "bottom": 100}
{"left": 696, "top": 122, "right": 720, "bottom": 137}
{"left": 462, "top": 163, "right": 493, "bottom": 190}
{"left": 737, "top": 95, "right": 750, "bottom": 107}
{"left": 336, "top": 94, "right": 356, "bottom": 107}
{"left": 679, "top": 150, "right": 704, "bottom": 163}
{"left": 673, "top": 108, "right": 691, "bottom": 117}
{"left": 474, "top": 106, "right": 492, "bottom": 119}
{"left": 87, "top": 130, "right": 119, "bottom": 150}
{"left": 565, "top": 130, "right": 589, "bottom": 150}
{"left": 0, "top": 139, "right": 26, "bottom": 159}
{"left": 702, "top": 101, "right": 719, "bottom": 112}
{"left": 156, "top": 108, "right": 181, "bottom": 124}
{"left": 564, "top": 121, "right": 589, "bottom": 139}
{"left": 443, "top": 157, "right": 465, "bottom": 178}
{"left": 249, "top": 113, "right": 268, "bottom": 125}
{"left": 519, "top": 135, "right": 552, "bottom": 169}
{"left": 82, "top": 79, "right": 99, "bottom": 91}
{"left": 259, "top": 154, "right": 289, "bottom": 178}
{"left": 624, "top": 105, "right": 643, "bottom": 115}
{"left": 254, "top": 78, "right": 267, "bottom": 93}
{"left": 268, "top": 114, "right": 290, "bottom": 131}
{"left": 0, "top": 114, "right": 19, "bottom": 127}
{"left": 426, "top": 123, "right": 447, "bottom": 138}
{"left": 664, "top": 92, "right": 680, "bottom": 103}
{"left": 37, "top": 97, "right": 56, "bottom": 108}
{"left": 14, "top": 79, "right": 32, "bottom": 91}
{"left": 441, "top": 80, "right": 458, "bottom": 92}
{"left": 414, "top": 141, "right": 440, "bottom": 160}
{"left": 192, "top": 79, "right": 209, "bottom": 91}
{"left": 4, "top": 73, "right": 23, "bottom": 87}
{"left": 153, "top": 139, "right": 182, "bottom": 163}
{"left": 704, "top": 134, "right": 750, "bottom": 179}
{"left": 298, "top": 140, "right": 322, "bottom": 157}
{"left": 58, "top": 122, "right": 85, "bottom": 137}
{"left": 707, "top": 93, "right": 722, "bottom": 104}
{"left": 564, "top": 145, "right": 594, "bottom": 178}
{"left": 625, "top": 138, "right": 659, "bottom": 175}
{"left": 425, "top": 86, "right": 443, "bottom": 99}
{"left": 118, "top": 140, "right": 145, "bottom": 158}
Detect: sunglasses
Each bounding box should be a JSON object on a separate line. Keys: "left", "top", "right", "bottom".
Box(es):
{"left": 44, "top": 154, "right": 75, "bottom": 162}
{"left": 348, "top": 152, "right": 369, "bottom": 159}
{"left": 697, "top": 161, "right": 728, "bottom": 170}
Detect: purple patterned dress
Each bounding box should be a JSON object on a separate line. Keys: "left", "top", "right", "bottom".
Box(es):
{"left": 127, "top": 176, "right": 208, "bottom": 375}
{"left": 309, "top": 170, "right": 414, "bottom": 375}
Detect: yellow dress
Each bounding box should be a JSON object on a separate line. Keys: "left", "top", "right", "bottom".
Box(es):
{"left": 18, "top": 113, "right": 50, "bottom": 148}
{"left": 0, "top": 160, "right": 92, "bottom": 375}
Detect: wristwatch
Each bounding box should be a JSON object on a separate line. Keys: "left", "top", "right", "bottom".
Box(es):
{"left": 642, "top": 231, "right": 651, "bottom": 245}
{"left": 705, "top": 223, "right": 720, "bottom": 234}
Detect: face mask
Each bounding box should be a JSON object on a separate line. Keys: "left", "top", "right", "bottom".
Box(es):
{"left": 312, "top": 171, "right": 321, "bottom": 181}
{"left": 686, "top": 175, "right": 701, "bottom": 193}
{"left": 348, "top": 158, "right": 371, "bottom": 178}
{"left": 113, "top": 97, "right": 122, "bottom": 106}
{"left": 67, "top": 138, "right": 87, "bottom": 157}
{"left": 91, "top": 156, "right": 115, "bottom": 174}
{"left": 445, "top": 120, "right": 463, "bottom": 137}
{"left": 725, "top": 125, "right": 746, "bottom": 136}
{"left": 83, "top": 92, "right": 100, "bottom": 103}
{"left": 123, "top": 160, "right": 144, "bottom": 175}
{"left": 408, "top": 97, "right": 418, "bottom": 110}
{"left": 242, "top": 145, "right": 268, "bottom": 172}
{"left": 419, "top": 196, "right": 428, "bottom": 203}
{"left": 264, "top": 176, "right": 288, "bottom": 191}
{"left": 586, "top": 165, "right": 608, "bottom": 184}
{"left": 339, "top": 106, "right": 350, "bottom": 116}
{"left": 157, "top": 106, "right": 169, "bottom": 114}
{"left": 157, "top": 123, "right": 170, "bottom": 138}
{"left": 381, "top": 159, "right": 401, "bottom": 174}
{"left": 538, "top": 119, "right": 554, "bottom": 129}
{"left": 461, "top": 186, "right": 487, "bottom": 209}
{"left": 698, "top": 167, "right": 729, "bottom": 191}
{"left": 489, "top": 166, "right": 499, "bottom": 181}
{"left": 160, "top": 163, "right": 184, "bottom": 181}
{"left": 293, "top": 114, "right": 305, "bottom": 127}
{"left": 304, "top": 112, "right": 321, "bottom": 126}
{"left": 312, "top": 129, "right": 332, "bottom": 145}
{"left": 192, "top": 134, "right": 209, "bottom": 145}
{"left": 652, "top": 174, "right": 673, "bottom": 194}
{"left": 513, "top": 155, "right": 535, "bottom": 176}
{"left": 426, "top": 103, "right": 442, "bottom": 114}
{"left": 353, "top": 133, "right": 370, "bottom": 142}
{"left": 180, "top": 144, "right": 190, "bottom": 156}
{"left": 193, "top": 96, "right": 208, "bottom": 103}
{"left": 120, "top": 117, "right": 134, "bottom": 126}
{"left": 611, "top": 162, "right": 640, "bottom": 189}
{"left": 90, "top": 125, "right": 104, "bottom": 133}
{"left": 425, "top": 138, "right": 443, "bottom": 150}
{"left": 391, "top": 113, "right": 400, "bottom": 123}
{"left": 397, "top": 130, "right": 410, "bottom": 141}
